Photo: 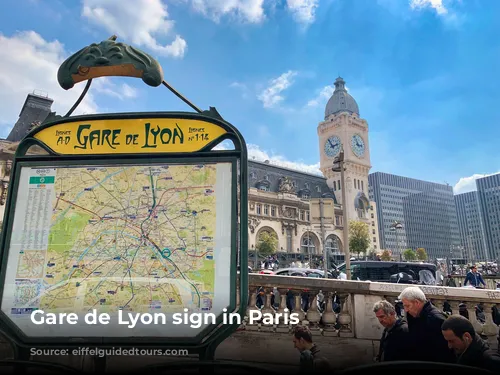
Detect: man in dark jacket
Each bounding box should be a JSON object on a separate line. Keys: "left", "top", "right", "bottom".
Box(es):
{"left": 441, "top": 315, "right": 500, "bottom": 372}
{"left": 464, "top": 265, "right": 486, "bottom": 288}
{"left": 373, "top": 300, "right": 411, "bottom": 361}
{"left": 398, "top": 286, "right": 456, "bottom": 363}
{"left": 292, "top": 325, "right": 331, "bottom": 373}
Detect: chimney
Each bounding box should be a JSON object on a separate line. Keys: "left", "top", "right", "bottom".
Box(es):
{"left": 6, "top": 91, "right": 54, "bottom": 142}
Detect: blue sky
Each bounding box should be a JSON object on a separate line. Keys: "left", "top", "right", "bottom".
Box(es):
{"left": 0, "top": 0, "right": 498, "bottom": 194}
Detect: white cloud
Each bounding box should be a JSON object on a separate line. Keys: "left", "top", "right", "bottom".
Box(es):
{"left": 0, "top": 31, "right": 142, "bottom": 136}
{"left": 409, "top": 0, "right": 448, "bottom": 15}
{"left": 453, "top": 172, "right": 500, "bottom": 195}
{"left": 0, "top": 31, "right": 99, "bottom": 133}
{"left": 247, "top": 144, "right": 323, "bottom": 175}
{"left": 182, "top": 0, "right": 320, "bottom": 26}
{"left": 212, "top": 141, "right": 323, "bottom": 175}
{"left": 229, "top": 81, "right": 250, "bottom": 98}
{"left": 212, "top": 139, "right": 236, "bottom": 150}
{"left": 307, "top": 85, "right": 334, "bottom": 107}
{"left": 257, "top": 70, "right": 297, "bottom": 108}
{"left": 286, "top": 0, "right": 319, "bottom": 26}
{"left": 189, "top": 0, "right": 266, "bottom": 23}
{"left": 81, "top": 0, "right": 187, "bottom": 58}
{"left": 92, "top": 78, "right": 138, "bottom": 100}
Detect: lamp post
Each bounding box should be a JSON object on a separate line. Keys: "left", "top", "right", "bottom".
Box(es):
{"left": 302, "top": 226, "right": 312, "bottom": 268}
{"left": 319, "top": 198, "right": 329, "bottom": 278}
{"left": 332, "top": 148, "right": 350, "bottom": 280}
{"left": 390, "top": 221, "right": 403, "bottom": 261}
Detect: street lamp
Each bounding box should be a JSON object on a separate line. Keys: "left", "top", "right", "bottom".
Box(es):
{"left": 302, "top": 226, "right": 312, "bottom": 268}
{"left": 332, "top": 148, "right": 351, "bottom": 280}
{"left": 390, "top": 221, "right": 403, "bottom": 261}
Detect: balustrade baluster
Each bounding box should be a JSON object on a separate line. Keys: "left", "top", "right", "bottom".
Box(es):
{"left": 482, "top": 303, "right": 500, "bottom": 347}
{"left": 465, "top": 303, "right": 483, "bottom": 335}
{"left": 260, "top": 289, "right": 275, "bottom": 331}
{"left": 276, "top": 288, "right": 290, "bottom": 333}
{"left": 321, "top": 292, "right": 337, "bottom": 337}
{"left": 293, "top": 292, "right": 305, "bottom": 323}
{"left": 305, "top": 290, "right": 321, "bottom": 330}
{"left": 448, "top": 300, "right": 461, "bottom": 316}
{"left": 337, "top": 293, "right": 353, "bottom": 337}
{"left": 245, "top": 290, "right": 259, "bottom": 331}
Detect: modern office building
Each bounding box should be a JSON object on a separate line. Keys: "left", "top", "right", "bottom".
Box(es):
{"left": 476, "top": 173, "right": 500, "bottom": 260}
{"left": 368, "top": 172, "right": 461, "bottom": 260}
{"left": 454, "top": 192, "right": 487, "bottom": 262}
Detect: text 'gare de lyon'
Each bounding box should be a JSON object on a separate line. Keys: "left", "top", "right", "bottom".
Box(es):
{"left": 53, "top": 122, "right": 209, "bottom": 149}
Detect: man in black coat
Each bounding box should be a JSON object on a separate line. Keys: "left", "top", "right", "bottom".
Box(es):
{"left": 398, "top": 286, "right": 456, "bottom": 363}
{"left": 373, "top": 300, "right": 411, "bottom": 361}
{"left": 442, "top": 315, "right": 500, "bottom": 372}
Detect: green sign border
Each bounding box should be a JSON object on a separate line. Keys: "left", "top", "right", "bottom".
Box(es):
{"left": 0, "top": 111, "right": 248, "bottom": 358}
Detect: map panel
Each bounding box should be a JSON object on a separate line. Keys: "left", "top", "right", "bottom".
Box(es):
{"left": 1, "top": 162, "right": 233, "bottom": 337}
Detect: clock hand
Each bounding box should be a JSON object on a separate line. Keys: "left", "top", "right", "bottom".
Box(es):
{"left": 328, "top": 139, "right": 335, "bottom": 148}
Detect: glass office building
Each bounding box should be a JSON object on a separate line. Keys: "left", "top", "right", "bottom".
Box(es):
{"left": 454, "top": 191, "right": 487, "bottom": 262}
{"left": 476, "top": 173, "right": 500, "bottom": 260}
{"left": 368, "top": 172, "right": 461, "bottom": 260}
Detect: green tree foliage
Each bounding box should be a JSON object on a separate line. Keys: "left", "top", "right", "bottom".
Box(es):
{"left": 349, "top": 220, "right": 370, "bottom": 257}
{"left": 416, "top": 248, "right": 428, "bottom": 261}
{"left": 403, "top": 249, "right": 417, "bottom": 261}
{"left": 256, "top": 230, "right": 278, "bottom": 257}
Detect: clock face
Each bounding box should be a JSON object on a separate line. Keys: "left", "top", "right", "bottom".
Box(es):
{"left": 351, "top": 134, "right": 365, "bottom": 157}
{"left": 324, "top": 136, "right": 341, "bottom": 158}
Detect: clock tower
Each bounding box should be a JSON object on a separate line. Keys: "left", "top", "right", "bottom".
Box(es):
{"left": 318, "top": 77, "right": 375, "bottom": 234}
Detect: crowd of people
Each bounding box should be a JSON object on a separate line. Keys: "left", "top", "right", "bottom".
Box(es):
{"left": 292, "top": 286, "right": 500, "bottom": 373}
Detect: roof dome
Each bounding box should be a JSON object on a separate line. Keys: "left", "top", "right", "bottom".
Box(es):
{"left": 324, "top": 77, "right": 359, "bottom": 119}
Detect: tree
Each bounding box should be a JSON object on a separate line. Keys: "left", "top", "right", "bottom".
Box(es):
{"left": 349, "top": 220, "right": 370, "bottom": 257}
{"left": 256, "top": 230, "right": 278, "bottom": 257}
{"left": 403, "top": 249, "right": 417, "bottom": 261}
{"left": 380, "top": 250, "right": 392, "bottom": 261}
{"left": 416, "top": 248, "right": 428, "bottom": 261}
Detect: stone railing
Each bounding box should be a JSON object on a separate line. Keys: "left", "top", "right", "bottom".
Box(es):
{"left": 451, "top": 275, "right": 499, "bottom": 290}
{"left": 242, "top": 274, "right": 500, "bottom": 348}
{"left": 0, "top": 275, "right": 498, "bottom": 372}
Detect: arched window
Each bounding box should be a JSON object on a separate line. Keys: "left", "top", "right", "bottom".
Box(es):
{"left": 301, "top": 235, "right": 315, "bottom": 254}
{"left": 325, "top": 235, "right": 341, "bottom": 254}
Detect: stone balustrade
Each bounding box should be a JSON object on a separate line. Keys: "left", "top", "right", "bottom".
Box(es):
{"left": 451, "top": 275, "right": 499, "bottom": 290}
{"left": 242, "top": 274, "right": 500, "bottom": 348}
{"left": 0, "top": 274, "right": 498, "bottom": 372}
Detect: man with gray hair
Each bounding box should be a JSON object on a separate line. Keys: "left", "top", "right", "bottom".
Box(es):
{"left": 373, "top": 300, "right": 411, "bottom": 362}
{"left": 398, "top": 286, "right": 455, "bottom": 363}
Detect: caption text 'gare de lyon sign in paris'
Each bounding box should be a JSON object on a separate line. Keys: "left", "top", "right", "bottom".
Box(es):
{"left": 0, "top": 35, "right": 249, "bottom": 359}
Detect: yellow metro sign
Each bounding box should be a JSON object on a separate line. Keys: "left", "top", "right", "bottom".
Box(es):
{"left": 33, "top": 117, "right": 228, "bottom": 155}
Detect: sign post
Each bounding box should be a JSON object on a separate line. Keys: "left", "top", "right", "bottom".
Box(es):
{"left": 0, "top": 37, "right": 248, "bottom": 370}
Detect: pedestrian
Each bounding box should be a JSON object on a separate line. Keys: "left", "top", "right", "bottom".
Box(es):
{"left": 292, "top": 325, "right": 331, "bottom": 373}
{"left": 398, "top": 286, "right": 455, "bottom": 363}
{"left": 464, "top": 265, "right": 486, "bottom": 288}
{"left": 445, "top": 274, "right": 457, "bottom": 287}
{"left": 441, "top": 315, "right": 500, "bottom": 372}
{"left": 373, "top": 300, "right": 411, "bottom": 362}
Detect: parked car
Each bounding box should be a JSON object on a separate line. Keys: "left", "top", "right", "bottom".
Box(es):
{"left": 274, "top": 267, "right": 335, "bottom": 278}
{"left": 237, "top": 265, "right": 253, "bottom": 274}
{"left": 335, "top": 260, "right": 437, "bottom": 285}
